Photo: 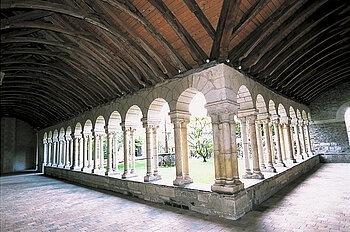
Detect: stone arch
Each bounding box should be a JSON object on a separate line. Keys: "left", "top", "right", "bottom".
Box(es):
{"left": 302, "top": 110, "right": 307, "bottom": 120}
{"left": 43, "top": 132, "right": 48, "bottom": 140}
{"left": 84, "top": 120, "right": 93, "bottom": 134}
{"left": 148, "top": 98, "right": 169, "bottom": 122}
{"left": 66, "top": 126, "right": 72, "bottom": 137}
{"left": 278, "top": 104, "right": 287, "bottom": 117}
{"left": 296, "top": 109, "right": 302, "bottom": 119}
{"left": 256, "top": 94, "right": 268, "bottom": 114}
{"left": 237, "top": 85, "right": 254, "bottom": 110}
{"left": 53, "top": 129, "right": 59, "bottom": 139}
{"left": 125, "top": 105, "right": 143, "bottom": 127}
{"left": 75, "top": 123, "right": 82, "bottom": 135}
{"left": 268, "top": 100, "right": 277, "bottom": 115}
{"left": 48, "top": 131, "right": 53, "bottom": 139}
{"left": 176, "top": 87, "right": 200, "bottom": 112}
{"left": 95, "top": 116, "right": 105, "bottom": 133}
{"left": 336, "top": 101, "right": 350, "bottom": 120}
{"left": 308, "top": 112, "right": 312, "bottom": 120}
{"left": 59, "top": 128, "right": 65, "bottom": 139}
{"left": 108, "top": 111, "right": 122, "bottom": 131}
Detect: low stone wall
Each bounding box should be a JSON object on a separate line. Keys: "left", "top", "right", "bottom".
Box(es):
{"left": 44, "top": 155, "right": 320, "bottom": 220}
{"left": 319, "top": 153, "right": 350, "bottom": 163}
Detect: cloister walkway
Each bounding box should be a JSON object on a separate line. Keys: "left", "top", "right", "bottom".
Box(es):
{"left": 1, "top": 163, "right": 349, "bottom": 232}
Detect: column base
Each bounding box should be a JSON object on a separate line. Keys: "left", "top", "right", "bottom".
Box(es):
{"left": 211, "top": 182, "right": 244, "bottom": 194}
{"left": 302, "top": 152, "right": 308, "bottom": 158}
{"left": 243, "top": 172, "right": 264, "bottom": 179}
{"left": 64, "top": 165, "right": 71, "bottom": 170}
{"left": 82, "top": 167, "right": 92, "bottom": 173}
{"left": 58, "top": 164, "right": 64, "bottom": 168}
{"left": 275, "top": 162, "right": 286, "bottom": 167}
{"left": 92, "top": 168, "right": 105, "bottom": 175}
{"left": 71, "top": 166, "right": 82, "bottom": 171}
{"left": 47, "top": 163, "right": 52, "bottom": 167}
{"left": 259, "top": 165, "right": 266, "bottom": 171}
{"left": 173, "top": 176, "right": 192, "bottom": 186}
{"left": 106, "top": 170, "right": 120, "bottom": 176}
{"left": 183, "top": 174, "right": 193, "bottom": 183}
{"left": 144, "top": 174, "right": 162, "bottom": 182}
{"left": 122, "top": 172, "right": 137, "bottom": 179}
{"left": 263, "top": 166, "right": 277, "bottom": 172}
{"left": 289, "top": 158, "right": 297, "bottom": 163}
{"left": 308, "top": 152, "right": 314, "bottom": 156}
{"left": 52, "top": 164, "right": 58, "bottom": 167}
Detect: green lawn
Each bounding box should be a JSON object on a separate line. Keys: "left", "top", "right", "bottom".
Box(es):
{"left": 116, "top": 157, "right": 245, "bottom": 184}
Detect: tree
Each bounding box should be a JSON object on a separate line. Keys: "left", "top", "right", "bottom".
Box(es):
{"left": 188, "top": 117, "right": 213, "bottom": 162}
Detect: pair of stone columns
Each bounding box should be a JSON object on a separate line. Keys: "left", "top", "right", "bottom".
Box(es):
{"left": 206, "top": 101, "right": 244, "bottom": 194}
{"left": 81, "top": 134, "right": 93, "bottom": 172}
{"left": 238, "top": 113, "right": 264, "bottom": 179}
{"left": 291, "top": 118, "right": 313, "bottom": 159}
{"left": 122, "top": 125, "right": 138, "bottom": 178}
{"left": 143, "top": 120, "right": 162, "bottom": 182}
{"left": 91, "top": 132, "right": 106, "bottom": 175}
{"left": 169, "top": 111, "right": 193, "bottom": 186}
{"left": 105, "top": 130, "right": 120, "bottom": 176}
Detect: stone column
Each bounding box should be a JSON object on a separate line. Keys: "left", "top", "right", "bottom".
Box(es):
{"left": 256, "top": 121, "right": 266, "bottom": 170}
{"left": 207, "top": 102, "right": 244, "bottom": 194}
{"left": 52, "top": 139, "right": 58, "bottom": 167}
{"left": 99, "top": 134, "right": 105, "bottom": 172}
{"left": 71, "top": 136, "right": 81, "bottom": 170}
{"left": 292, "top": 119, "right": 303, "bottom": 159}
{"left": 290, "top": 126, "right": 296, "bottom": 158}
{"left": 304, "top": 120, "right": 314, "bottom": 156}
{"left": 82, "top": 134, "right": 90, "bottom": 172}
{"left": 172, "top": 118, "right": 185, "bottom": 185}
{"left": 282, "top": 117, "right": 296, "bottom": 163}
{"left": 269, "top": 124, "right": 277, "bottom": 164}
{"left": 64, "top": 136, "right": 70, "bottom": 168}
{"left": 181, "top": 120, "right": 193, "bottom": 183}
{"left": 80, "top": 135, "right": 86, "bottom": 171}
{"left": 152, "top": 126, "right": 161, "bottom": 180}
{"left": 279, "top": 126, "right": 287, "bottom": 161}
{"left": 247, "top": 115, "right": 264, "bottom": 179}
{"left": 47, "top": 139, "right": 52, "bottom": 166}
{"left": 69, "top": 138, "right": 74, "bottom": 168}
{"left": 240, "top": 117, "right": 253, "bottom": 177}
{"left": 42, "top": 139, "right": 48, "bottom": 167}
{"left": 129, "top": 128, "right": 136, "bottom": 174}
{"left": 87, "top": 134, "right": 93, "bottom": 171}
{"left": 144, "top": 124, "right": 153, "bottom": 182}
{"left": 122, "top": 126, "right": 130, "bottom": 178}
{"left": 299, "top": 119, "right": 308, "bottom": 158}
{"left": 262, "top": 119, "right": 276, "bottom": 172}
{"left": 272, "top": 118, "right": 286, "bottom": 167}
{"left": 106, "top": 130, "right": 113, "bottom": 176}
{"left": 92, "top": 132, "right": 101, "bottom": 174}
{"left": 112, "top": 132, "right": 120, "bottom": 174}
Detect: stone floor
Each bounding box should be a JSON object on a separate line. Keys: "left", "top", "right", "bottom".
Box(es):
{"left": 1, "top": 163, "right": 349, "bottom": 232}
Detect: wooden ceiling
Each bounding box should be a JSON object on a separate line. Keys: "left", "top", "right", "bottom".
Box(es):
{"left": 1, "top": 0, "right": 349, "bottom": 129}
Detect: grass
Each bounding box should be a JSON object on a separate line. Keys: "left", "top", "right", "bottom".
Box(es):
{"left": 115, "top": 157, "right": 245, "bottom": 184}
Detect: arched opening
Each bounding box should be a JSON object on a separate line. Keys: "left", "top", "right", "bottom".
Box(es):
{"left": 92, "top": 117, "right": 106, "bottom": 174}
{"left": 107, "top": 112, "right": 122, "bottom": 175}
{"left": 345, "top": 108, "right": 350, "bottom": 145}
{"left": 81, "top": 120, "right": 92, "bottom": 172}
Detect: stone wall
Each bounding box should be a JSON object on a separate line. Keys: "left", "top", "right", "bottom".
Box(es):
{"left": 45, "top": 155, "right": 319, "bottom": 220}
{"left": 1, "top": 117, "right": 36, "bottom": 173}
{"left": 309, "top": 81, "right": 350, "bottom": 153}
{"left": 319, "top": 153, "right": 350, "bottom": 163}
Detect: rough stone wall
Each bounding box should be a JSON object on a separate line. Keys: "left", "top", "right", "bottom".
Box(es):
{"left": 309, "top": 81, "right": 350, "bottom": 153}
{"left": 0, "top": 117, "right": 36, "bottom": 173}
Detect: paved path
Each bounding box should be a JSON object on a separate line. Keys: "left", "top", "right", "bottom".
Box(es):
{"left": 1, "top": 163, "right": 349, "bottom": 232}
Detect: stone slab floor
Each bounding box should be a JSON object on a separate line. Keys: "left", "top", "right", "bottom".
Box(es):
{"left": 1, "top": 163, "right": 349, "bottom": 232}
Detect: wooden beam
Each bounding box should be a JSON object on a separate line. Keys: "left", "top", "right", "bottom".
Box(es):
{"left": 183, "top": 0, "right": 215, "bottom": 39}
{"left": 149, "top": 0, "right": 208, "bottom": 64}
{"left": 0, "top": 10, "right": 53, "bottom": 27}
{"left": 101, "top": 0, "right": 191, "bottom": 71}
{"left": 240, "top": 0, "right": 327, "bottom": 69}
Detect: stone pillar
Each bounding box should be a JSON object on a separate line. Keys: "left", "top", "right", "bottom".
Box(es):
{"left": 256, "top": 121, "right": 266, "bottom": 170}
{"left": 106, "top": 130, "right": 113, "bottom": 176}
{"left": 52, "top": 139, "right": 58, "bottom": 167}
{"left": 47, "top": 139, "right": 52, "bottom": 166}
{"left": 112, "top": 132, "right": 120, "bottom": 174}
{"left": 181, "top": 120, "right": 193, "bottom": 183}
{"left": 272, "top": 118, "right": 286, "bottom": 167}
{"left": 64, "top": 136, "right": 70, "bottom": 169}
{"left": 304, "top": 120, "right": 314, "bottom": 156}
{"left": 171, "top": 117, "right": 185, "bottom": 185}
{"left": 144, "top": 124, "right": 153, "bottom": 182}
{"left": 279, "top": 125, "right": 287, "bottom": 161}
{"left": 299, "top": 119, "right": 308, "bottom": 158}
{"left": 92, "top": 132, "right": 102, "bottom": 174}
{"left": 247, "top": 115, "right": 264, "bottom": 179}
{"left": 152, "top": 126, "right": 161, "bottom": 179}
{"left": 290, "top": 126, "right": 296, "bottom": 158}
{"left": 81, "top": 135, "right": 87, "bottom": 171}
{"left": 69, "top": 138, "right": 74, "bottom": 168}
{"left": 269, "top": 124, "right": 277, "bottom": 164}
{"left": 292, "top": 119, "right": 303, "bottom": 159}
{"left": 207, "top": 102, "right": 244, "bottom": 194}
{"left": 71, "top": 136, "right": 81, "bottom": 171}
{"left": 262, "top": 119, "right": 276, "bottom": 172}
{"left": 239, "top": 117, "right": 252, "bottom": 177}
{"left": 87, "top": 134, "right": 93, "bottom": 170}
{"left": 122, "top": 126, "right": 130, "bottom": 178}
{"left": 282, "top": 117, "right": 296, "bottom": 163}
{"left": 42, "top": 139, "right": 48, "bottom": 168}
{"left": 129, "top": 128, "right": 136, "bottom": 174}
{"left": 99, "top": 134, "right": 105, "bottom": 172}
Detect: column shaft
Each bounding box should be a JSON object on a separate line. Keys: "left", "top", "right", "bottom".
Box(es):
{"left": 256, "top": 121, "right": 266, "bottom": 170}
{"left": 122, "top": 128, "right": 129, "bottom": 178}
{"left": 299, "top": 120, "right": 308, "bottom": 157}
{"left": 262, "top": 120, "right": 276, "bottom": 172}
{"left": 152, "top": 127, "right": 160, "bottom": 177}
{"left": 172, "top": 119, "right": 184, "bottom": 185}
{"left": 130, "top": 129, "right": 136, "bottom": 174}
{"left": 106, "top": 133, "right": 113, "bottom": 174}
{"left": 241, "top": 118, "right": 252, "bottom": 176}
{"left": 274, "top": 120, "right": 286, "bottom": 167}
{"left": 181, "top": 121, "right": 192, "bottom": 182}
{"left": 283, "top": 121, "right": 296, "bottom": 163}
{"left": 144, "top": 126, "right": 153, "bottom": 181}
{"left": 248, "top": 116, "right": 264, "bottom": 179}
{"left": 99, "top": 135, "right": 104, "bottom": 170}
